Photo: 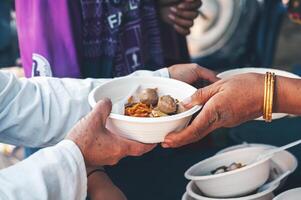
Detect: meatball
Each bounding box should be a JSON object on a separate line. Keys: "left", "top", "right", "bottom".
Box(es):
{"left": 157, "top": 95, "right": 177, "bottom": 114}
{"left": 139, "top": 88, "right": 158, "bottom": 106}
{"left": 177, "top": 103, "right": 187, "bottom": 114}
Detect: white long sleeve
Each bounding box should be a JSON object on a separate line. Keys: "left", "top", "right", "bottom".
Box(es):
{"left": 0, "top": 68, "right": 169, "bottom": 200}
{"left": 0, "top": 68, "right": 169, "bottom": 147}
{"left": 0, "top": 140, "right": 87, "bottom": 200}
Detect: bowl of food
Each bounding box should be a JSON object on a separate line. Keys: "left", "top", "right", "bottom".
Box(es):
{"left": 216, "top": 143, "right": 298, "bottom": 189}
{"left": 88, "top": 76, "right": 201, "bottom": 143}
{"left": 184, "top": 147, "right": 271, "bottom": 198}
{"left": 273, "top": 188, "right": 301, "bottom": 200}
{"left": 186, "top": 181, "right": 277, "bottom": 200}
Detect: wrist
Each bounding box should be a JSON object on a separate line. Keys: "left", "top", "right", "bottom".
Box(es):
{"left": 273, "top": 76, "right": 301, "bottom": 115}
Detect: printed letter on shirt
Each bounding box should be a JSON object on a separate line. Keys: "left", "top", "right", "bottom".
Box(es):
{"left": 32, "top": 53, "right": 53, "bottom": 77}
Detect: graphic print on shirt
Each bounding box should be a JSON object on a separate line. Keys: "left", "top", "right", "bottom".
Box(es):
{"left": 32, "top": 53, "right": 53, "bottom": 77}
{"left": 80, "top": 0, "right": 164, "bottom": 77}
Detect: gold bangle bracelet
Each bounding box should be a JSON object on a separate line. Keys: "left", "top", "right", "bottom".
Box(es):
{"left": 268, "top": 73, "right": 275, "bottom": 121}
{"left": 265, "top": 72, "right": 271, "bottom": 122}
{"left": 263, "top": 73, "right": 268, "bottom": 119}
{"left": 263, "top": 72, "right": 275, "bottom": 122}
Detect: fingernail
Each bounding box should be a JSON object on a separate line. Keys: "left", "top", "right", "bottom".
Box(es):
{"left": 161, "top": 143, "right": 170, "bottom": 148}
{"left": 182, "top": 96, "right": 192, "bottom": 106}
{"left": 168, "top": 14, "right": 175, "bottom": 20}
{"left": 170, "top": 6, "right": 177, "bottom": 12}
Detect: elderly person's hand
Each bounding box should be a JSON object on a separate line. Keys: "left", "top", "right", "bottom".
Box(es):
{"left": 67, "top": 98, "right": 156, "bottom": 167}
{"left": 159, "top": 0, "right": 202, "bottom": 35}
{"left": 168, "top": 63, "right": 218, "bottom": 86}
{"left": 162, "top": 73, "right": 265, "bottom": 148}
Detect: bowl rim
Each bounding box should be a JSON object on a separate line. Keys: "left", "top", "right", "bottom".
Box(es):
{"left": 186, "top": 180, "right": 279, "bottom": 200}
{"left": 185, "top": 146, "right": 271, "bottom": 181}
{"left": 88, "top": 76, "right": 202, "bottom": 123}
{"left": 273, "top": 187, "right": 301, "bottom": 200}
{"left": 217, "top": 67, "right": 301, "bottom": 79}
{"left": 216, "top": 143, "right": 298, "bottom": 173}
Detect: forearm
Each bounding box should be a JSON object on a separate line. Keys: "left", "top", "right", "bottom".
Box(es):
{"left": 0, "top": 68, "right": 168, "bottom": 147}
{"left": 0, "top": 72, "right": 107, "bottom": 147}
{"left": 0, "top": 140, "right": 87, "bottom": 200}
{"left": 274, "top": 76, "right": 301, "bottom": 115}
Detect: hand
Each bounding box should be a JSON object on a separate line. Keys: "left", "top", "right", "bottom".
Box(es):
{"left": 159, "top": 0, "right": 202, "bottom": 35}
{"left": 162, "top": 73, "right": 265, "bottom": 148}
{"left": 67, "top": 98, "right": 156, "bottom": 167}
{"left": 168, "top": 63, "right": 219, "bottom": 86}
{"left": 87, "top": 171, "right": 126, "bottom": 200}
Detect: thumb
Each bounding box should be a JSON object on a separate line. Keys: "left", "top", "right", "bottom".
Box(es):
{"left": 181, "top": 86, "right": 214, "bottom": 108}
{"left": 90, "top": 98, "right": 112, "bottom": 126}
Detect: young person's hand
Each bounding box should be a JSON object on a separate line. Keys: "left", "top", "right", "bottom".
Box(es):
{"left": 159, "top": 0, "right": 202, "bottom": 35}
{"left": 67, "top": 98, "right": 156, "bottom": 167}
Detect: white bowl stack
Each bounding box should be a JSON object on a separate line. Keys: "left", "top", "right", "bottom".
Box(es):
{"left": 182, "top": 144, "right": 298, "bottom": 200}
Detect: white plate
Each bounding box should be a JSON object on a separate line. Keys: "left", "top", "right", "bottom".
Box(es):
{"left": 186, "top": 181, "right": 277, "bottom": 200}
{"left": 217, "top": 68, "right": 300, "bottom": 120}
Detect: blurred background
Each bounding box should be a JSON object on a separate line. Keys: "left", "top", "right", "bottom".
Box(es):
{"left": 0, "top": 0, "right": 301, "bottom": 192}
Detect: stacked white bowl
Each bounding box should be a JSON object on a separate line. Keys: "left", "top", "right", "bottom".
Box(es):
{"left": 182, "top": 143, "right": 298, "bottom": 200}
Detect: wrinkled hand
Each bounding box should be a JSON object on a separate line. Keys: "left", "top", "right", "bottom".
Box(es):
{"left": 159, "top": 0, "right": 202, "bottom": 35}
{"left": 67, "top": 98, "right": 156, "bottom": 167}
{"left": 162, "top": 73, "right": 265, "bottom": 148}
{"left": 168, "top": 63, "right": 218, "bottom": 86}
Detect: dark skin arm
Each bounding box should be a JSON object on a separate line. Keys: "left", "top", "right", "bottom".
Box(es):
{"left": 162, "top": 73, "right": 301, "bottom": 148}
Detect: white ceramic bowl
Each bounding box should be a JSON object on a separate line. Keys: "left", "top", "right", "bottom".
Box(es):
{"left": 88, "top": 76, "right": 201, "bottom": 143}
{"left": 273, "top": 188, "right": 301, "bottom": 200}
{"left": 186, "top": 181, "right": 277, "bottom": 200}
{"left": 185, "top": 147, "right": 271, "bottom": 198}
{"left": 217, "top": 68, "right": 300, "bottom": 120}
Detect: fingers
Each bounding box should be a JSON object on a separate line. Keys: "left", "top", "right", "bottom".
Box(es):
{"left": 194, "top": 65, "right": 220, "bottom": 83}
{"left": 173, "top": 24, "right": 190, "bottom": 35}
{"left": 110, "top": 132, "right": 157, "bottom": 158}
{"left": 126, "top": 140, "right": 157, "bottom": 157}
{"left": 170, "top": 7, "right": 198, "bottom": 20}
{"left": 178, "top": 0, "right": 202, "bottom": 10}
{"left": 90, "top": 98, "right": 112, "bottom": 126}
{"left": 168, "top": 13, "right": 194, "bottom": 28}
{"left": 162, "top": 102, "right": 219, "bottom": 148}
{"left": 182, "top": 86, "right": 215, "bottom": 108}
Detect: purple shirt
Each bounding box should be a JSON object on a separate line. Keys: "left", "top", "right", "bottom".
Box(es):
{"left": 15, "top": 0, "right": 189, "bottom": 78}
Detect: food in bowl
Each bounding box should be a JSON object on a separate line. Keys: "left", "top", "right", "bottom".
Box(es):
{"left": 125, "top": 88, "right": 186, "bottom": 117}
{"left": 88, "top": 76, "right": 201, "bottom": 143}
{"left": 184, "top": 147, "right": 271, "bottom": 198}
{"left": 211, "top": 162, "right": 246, "bottom": 175}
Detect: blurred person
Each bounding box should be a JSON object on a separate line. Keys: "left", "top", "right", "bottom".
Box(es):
{"left": 14, "top": 0, "right": 202, "bottom": 198}
{"left": 15, "top": 0, "right": 201, "bottom": 79}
